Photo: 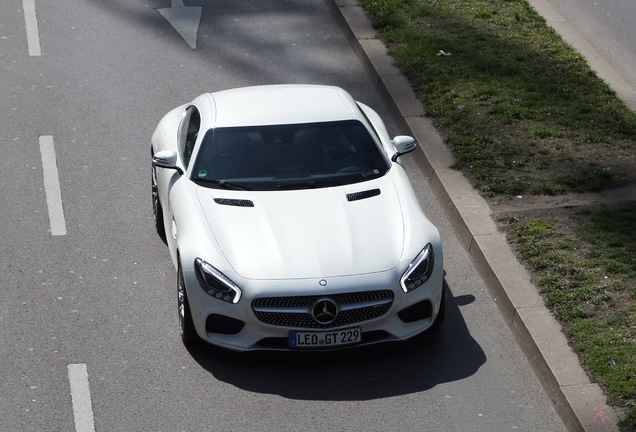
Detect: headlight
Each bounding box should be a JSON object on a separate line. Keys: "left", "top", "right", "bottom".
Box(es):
{"left": 194, "top": 258, "right": 242, "bottom": 303}
{"left": 400, "top": 243, "right": 435, "bottom": 293}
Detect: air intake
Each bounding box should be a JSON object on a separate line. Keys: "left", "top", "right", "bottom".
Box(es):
{"left": 213, "top": 198, "right": 254, "bottom": 207}
{"left": 346, "top": 189, "right": 381, "bottom": 202}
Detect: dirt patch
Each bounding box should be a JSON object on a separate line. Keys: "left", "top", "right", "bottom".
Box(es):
{"left": 489, "top": 181, "right": 636, "bottom": 214}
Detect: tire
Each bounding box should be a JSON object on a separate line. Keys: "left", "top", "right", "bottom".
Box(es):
{"left": 151, "top": 163, "right": 166, "bottom": 238}
{"left": 177, "top": 263, "right": 198, "bottom": 346}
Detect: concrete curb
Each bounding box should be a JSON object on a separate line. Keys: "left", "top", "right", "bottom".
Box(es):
{"left": 324, "top": 0, "right": 621, "bottom": 430}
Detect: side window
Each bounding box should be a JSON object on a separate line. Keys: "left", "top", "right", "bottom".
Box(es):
{"left": 177, "top": 106, "right": 201, "bottom": 169}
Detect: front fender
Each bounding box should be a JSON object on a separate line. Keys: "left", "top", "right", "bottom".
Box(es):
{"left": 169, "top": 180, "right": 227, "bottom": 275}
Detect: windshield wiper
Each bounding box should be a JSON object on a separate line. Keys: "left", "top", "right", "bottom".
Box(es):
{"left": 195, "top": 178, "right": 252, "bottom": 191}
{"left": 276, "top": 180, "right": 343, "bottom": 190}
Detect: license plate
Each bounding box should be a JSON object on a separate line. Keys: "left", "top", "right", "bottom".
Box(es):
{"left": 289, "top": 328, "right": 361, "bottom": 348}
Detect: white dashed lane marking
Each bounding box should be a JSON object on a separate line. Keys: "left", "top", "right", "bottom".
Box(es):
{"left": 68, "top": 364, "right": 96, "bottom": 432}
{"left": 22, "top": 0, "right": 41, "bottom": 56}
{"left": 39, "top": 136, "right": 67, "bottom": 236}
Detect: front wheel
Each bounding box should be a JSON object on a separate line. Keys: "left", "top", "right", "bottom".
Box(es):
{"left": 177, "top": 263, "right": 198, "bottom": 346}
{"left": 151, "top": 163, "right": 166, "bottom": 238}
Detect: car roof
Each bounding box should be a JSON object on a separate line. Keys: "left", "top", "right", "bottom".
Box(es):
{"left": 207, "top": 84, "right": 362, "bottom": 128}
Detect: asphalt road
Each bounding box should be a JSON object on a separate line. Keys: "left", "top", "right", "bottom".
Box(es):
{"left": 542, "top": 0, "right": 636, "bottom": 96}
{"left": 0, "top": 1, "right": 567, "bottom": 431}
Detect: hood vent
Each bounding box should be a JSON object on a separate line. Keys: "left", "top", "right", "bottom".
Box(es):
{"left": 214, "top": 198, "right": 254, "bottom": 207}
{"left": 346, "top": 189, "right": 381, "bottom": 202}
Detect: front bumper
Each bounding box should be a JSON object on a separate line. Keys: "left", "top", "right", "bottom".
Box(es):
{"left": 182, "top": 265, "right": 444, "bottom": 352}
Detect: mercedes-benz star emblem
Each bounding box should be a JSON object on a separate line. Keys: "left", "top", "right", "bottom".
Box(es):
{"left": 310, "top": 298, "right": 339, "bottom": 325}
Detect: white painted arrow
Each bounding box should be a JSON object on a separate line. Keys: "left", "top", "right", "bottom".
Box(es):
{"left": 158, "top": 0, "right": 202, "bottom": 49}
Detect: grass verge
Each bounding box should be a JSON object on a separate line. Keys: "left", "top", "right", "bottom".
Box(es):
{"left": 501, "top": 204, "right": 636, "bottom": 428}
{"left": 360, "top": 0, "right": 636, "bottom": 198}
{"left": 357, "top": 0, "right": 636, "bottom": 428}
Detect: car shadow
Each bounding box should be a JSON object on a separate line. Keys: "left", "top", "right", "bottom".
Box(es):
{"left": 185, "top": 281, "right": 485, "bottom": 401}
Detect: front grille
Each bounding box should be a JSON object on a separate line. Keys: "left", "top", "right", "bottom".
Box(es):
{"left": 251, "top": 290, "right": 394, "bottom": 329}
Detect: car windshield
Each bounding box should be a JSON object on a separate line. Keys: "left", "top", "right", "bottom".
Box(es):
{"left": 191, "top": 120, "right": 390, "bottom": 191}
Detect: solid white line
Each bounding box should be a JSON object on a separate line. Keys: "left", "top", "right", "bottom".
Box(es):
{"left": 22, "top": 0, "right": 42, "bottom": 56}
{"left": 39, "top": 136, "right": 67, "bottom": 236}
{"left": 67, "top": 364, "right": 96, "bottom": 432}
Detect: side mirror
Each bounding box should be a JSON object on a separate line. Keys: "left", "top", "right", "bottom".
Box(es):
{"left": 152, "top": 150, "right": 183, "bottom": 175}
{"left": 391, "top": 135, "right": 417, "bottom": 162}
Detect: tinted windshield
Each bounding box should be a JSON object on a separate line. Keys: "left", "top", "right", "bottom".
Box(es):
{"left": 192, "top": 120, "right": 389, "bottom": 191}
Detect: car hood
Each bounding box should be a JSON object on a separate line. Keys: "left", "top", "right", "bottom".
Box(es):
{"left": 196, "top": 179, "right": 404, "bottom": 280}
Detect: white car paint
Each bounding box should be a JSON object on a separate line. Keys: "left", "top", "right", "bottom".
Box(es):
{"left": 196, "top": 177, "right": 403, "bottom": 280}
{"left": 151, "top": 84, "right": 444, "bottom": 351}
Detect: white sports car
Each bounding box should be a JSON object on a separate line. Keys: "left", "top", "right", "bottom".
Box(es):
{"left": 151, "top": 84, "right": 444, "bottom": 351}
